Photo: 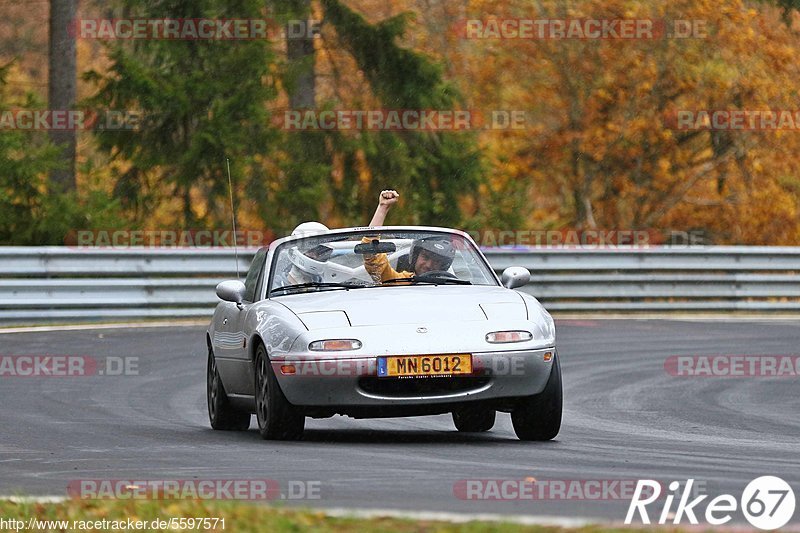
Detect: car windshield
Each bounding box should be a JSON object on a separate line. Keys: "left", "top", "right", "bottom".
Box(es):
{"left": 268, "top": 230, "right": 497, "bottom": 295}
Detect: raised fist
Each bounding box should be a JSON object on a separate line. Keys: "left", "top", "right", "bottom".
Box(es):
{"left": 378, "top": 190, "right": 400, "bottom": 207}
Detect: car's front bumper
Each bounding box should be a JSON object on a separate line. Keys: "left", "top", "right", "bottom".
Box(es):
{"left": 271, "top": 347, "right": 556, "bottom": 407}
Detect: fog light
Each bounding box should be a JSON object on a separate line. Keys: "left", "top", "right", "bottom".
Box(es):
{"left": 485, "top": 330, "right": 533, "bottom": 343}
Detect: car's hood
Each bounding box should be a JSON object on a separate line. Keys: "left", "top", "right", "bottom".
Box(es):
{"left": 277, "top": 285, "right": 526, "bottom": 328}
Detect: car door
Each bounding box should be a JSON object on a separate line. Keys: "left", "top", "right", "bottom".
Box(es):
{"left": 216, "top": 248, "right": 267, "bottom": 395}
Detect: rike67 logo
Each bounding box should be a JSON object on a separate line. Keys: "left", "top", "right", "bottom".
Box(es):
{"left": 625, "top": 476, "right": 796, "bottom": 530}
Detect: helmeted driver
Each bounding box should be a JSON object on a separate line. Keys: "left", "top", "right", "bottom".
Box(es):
{"left": 282, "top": 222, "right": 330, "bottom": 285}
{"left": 291, "top": 221, "right": 329, "bottom": 238}
{"left": 362, "top": 190, "right": 456, "bottom": 282}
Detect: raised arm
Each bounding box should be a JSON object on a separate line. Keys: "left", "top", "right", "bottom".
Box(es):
{"left": 363, "top": 189, "right": 411, "bottom": 282}
{"left": 368, "top": 189, "right": 399, "bottom": 227}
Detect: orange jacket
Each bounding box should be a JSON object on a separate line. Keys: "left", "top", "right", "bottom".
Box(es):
{"left": 362, "top": 236, "right": 413, "bottom": 282}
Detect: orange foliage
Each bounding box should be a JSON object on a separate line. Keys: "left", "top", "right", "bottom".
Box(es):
{"left": 4, "top": 0, "right": 800, "bottom": 242}
{"left": 351, "top": 0, "right": 800, "bottom": 243}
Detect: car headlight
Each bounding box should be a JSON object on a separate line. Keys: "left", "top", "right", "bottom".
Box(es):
{"left": 485, "top": 330, "right": 533, "bottom": 343}
{"left": 308, "top": 339, "right": 363, "bottom": 351}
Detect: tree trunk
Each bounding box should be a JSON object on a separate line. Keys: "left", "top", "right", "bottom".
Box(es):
{"left": 280, "top": 0, "right": 322, "bottom": 228}
{"left": 286, "top": 0, "right": 315, "bottom": 108}
{"left": 48, "top": 0, "right": 78, "bottom": 192}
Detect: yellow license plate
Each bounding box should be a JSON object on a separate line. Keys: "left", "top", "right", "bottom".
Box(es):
{"left": 378, "top": 354, "right": 472, "bottom": 377}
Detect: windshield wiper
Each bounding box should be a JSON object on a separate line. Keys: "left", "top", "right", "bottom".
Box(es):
{"left": 417, "top": 276, "right": 472, "bottom": 285}
{"left": 270, "top": 282, "right": 366, "bottom": 295}
{"left": 381, "top": 276, "right": 471, "bottom": 286}
{"left": 380, "top": 277, "right": 437, "bottom": 286}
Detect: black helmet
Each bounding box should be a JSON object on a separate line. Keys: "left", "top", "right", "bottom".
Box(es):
{"left": 409, "top": 237, "right": 456, "bottom": 272}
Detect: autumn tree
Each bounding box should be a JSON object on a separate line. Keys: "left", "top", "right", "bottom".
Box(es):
{"left": 269, "top": 0, "right": 330, "bottom": 227}
{"left": 83, "top": 0, "right": 278, "bottom": 227}
{"left": 454, "top": 0, "right": 800, "bottom": 243}
{"left": 304, "top": 0, "right": 483, "bottom": 229}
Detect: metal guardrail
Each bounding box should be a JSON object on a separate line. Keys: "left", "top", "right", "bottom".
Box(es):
{"left": 483, "top": 247, "right": 800, "bottom": 310}
{"left": 0, "top": 246, "right": 799, "bottom": 323}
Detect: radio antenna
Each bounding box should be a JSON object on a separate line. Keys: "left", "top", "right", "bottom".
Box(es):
{"left": 226, "top": 158, "right": 240, "bottom": 280}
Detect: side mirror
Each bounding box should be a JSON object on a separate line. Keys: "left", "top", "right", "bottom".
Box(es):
{"left": 501, "top": 267, "right": 530, "bottom": 289}
{"left": 216, "top": 280, "right": 246, "bottom": 304}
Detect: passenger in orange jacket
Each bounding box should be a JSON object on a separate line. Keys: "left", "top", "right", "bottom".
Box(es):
{"left": 363, "top": 190, "right": 455, "bottom": 282}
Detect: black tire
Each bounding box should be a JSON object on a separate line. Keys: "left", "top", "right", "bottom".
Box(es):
{"left": 452, "top": 407, "right": 496, "bottom": 432}
{"left": 207, "top": 347, "right": 251, "bottom": 431}
{"left": 511, "top": 352, "right": 562, "bottom": 441}
{"left": 254, "top": 343, "right": 305, "bottom": 440}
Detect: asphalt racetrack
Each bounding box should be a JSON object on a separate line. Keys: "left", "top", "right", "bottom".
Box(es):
{"left": 1, "top": 319, "right": 798, "bottom": 525}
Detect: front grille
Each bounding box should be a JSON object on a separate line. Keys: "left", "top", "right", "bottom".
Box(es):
{"left": 358, "top": 375, "right": 490, "bottom": 397}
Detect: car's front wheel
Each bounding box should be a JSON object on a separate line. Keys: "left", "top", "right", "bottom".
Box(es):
{"left": 452, "top": 407, "right": 496, "bottom": 432}
{"left": 254, "top": 343, "right": 305, "bottom": 440}
{"left": 207, "top": 347, "right": 251, "bottom": 431}
{"left": 511, "top": 352, "right": 562, "bottom": 441}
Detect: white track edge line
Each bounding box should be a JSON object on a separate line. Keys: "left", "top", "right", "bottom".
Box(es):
{"left": 0, "top": 320, "right": 208, "bottom": 334}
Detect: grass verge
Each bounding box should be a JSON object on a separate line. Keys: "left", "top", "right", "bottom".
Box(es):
{"left": 0, "top": 499, "right": 649, "bottom": 532}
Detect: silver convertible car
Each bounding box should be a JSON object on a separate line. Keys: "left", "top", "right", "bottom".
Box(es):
{"left": 206, "top": 226, "right": 561, "bottom": 441}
